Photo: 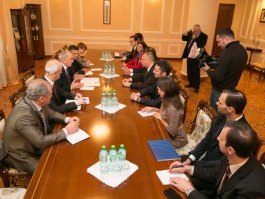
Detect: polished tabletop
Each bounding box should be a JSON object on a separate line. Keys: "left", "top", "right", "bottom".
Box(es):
{"left": 24, "top": 51, "right": 186, "bottom": 199}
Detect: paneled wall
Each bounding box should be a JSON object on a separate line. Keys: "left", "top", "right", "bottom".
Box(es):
{"left": 8, "top": 0, "right": 265, "bottom": 61}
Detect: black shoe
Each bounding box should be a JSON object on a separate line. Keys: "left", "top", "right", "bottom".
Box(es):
{"left": 185, "top": 84, "right": 193, "bottom": 88}
{"left": 194, "top": 88, "right": 199, "bottom": 93}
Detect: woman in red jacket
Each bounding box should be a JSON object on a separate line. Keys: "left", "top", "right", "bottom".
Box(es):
{"left": 124, "top": 41, "right": 147, "bottom": 69}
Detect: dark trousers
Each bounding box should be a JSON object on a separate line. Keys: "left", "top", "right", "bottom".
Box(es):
{"left": 187, "top": 58, "right": 200, "bottom": 89}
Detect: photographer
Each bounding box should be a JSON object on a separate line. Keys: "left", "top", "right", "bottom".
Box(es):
{"left": 182, "top": 24, "right": 208, "bottom": 93}
{"left": 202, "top": 28, "right": 247, "bottom": 111}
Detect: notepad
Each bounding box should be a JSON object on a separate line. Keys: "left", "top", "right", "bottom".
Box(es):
{"left": 66, "top": 128, "right": 90, "bottom": 144}
{"left": 99, "top": 73, "right": 120, "bottom": 79}
{"left": 85, "top": 71, "right": 94, "bottom": 76}
{"left": 137, "top": 111, "right": 156, "bottom": 117}
{"left": 156, "top": 170, "right": 188, "bottom": 185}
{"left": 91, "top": 68, "right": 102, "bottom": 71}
{"left": 148, "top": 140, "right": 180, "bottom": 161}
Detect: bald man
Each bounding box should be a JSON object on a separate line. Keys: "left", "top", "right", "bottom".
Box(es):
{"left": 43, "top": 59, "right": 85, "bottom": 114}
{"left": 182, "top": 24, "right": 208, "bottom": 93}
{"left": 1, "top": 79, "right": 80, "bottom": 174}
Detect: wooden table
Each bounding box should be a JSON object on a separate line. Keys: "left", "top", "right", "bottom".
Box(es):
{"left": 246, "top": 47, "right": 262, "bottom": 69}
{"left": 24, "top": 51, "right": 186, "bottom": 199}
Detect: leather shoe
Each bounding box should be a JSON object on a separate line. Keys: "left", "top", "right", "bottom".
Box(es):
{"left": 185, "top": 84, "right": 193, "bottom": 88}
{"left": 194, "top": 88, "right": 199, "bottom": 93}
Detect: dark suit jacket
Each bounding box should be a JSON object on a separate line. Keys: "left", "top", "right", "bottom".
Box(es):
{"left": 139, "top": 84, "right": 161, "bottom": 108}
{"left": 2, "top": 96, "right": 66, "bottom": 174}
{"left": 190, "top": 114, "right": 249, "bottom": 163}
{"left": 68, "top": 60, "right": 84, "bottom": 77}
{"left": 125, "top": 47, "right": 138, "bottom": 62}
{"left": 57, "top": 66, "right": 72, "bottom": 93}
{"left": 130, "top": 63, "right": 157, "bottom": 90}
{"left": 42, "top": 76, "right": 77, "bottom": 114}
{"left": 182, "top": 32, "right": 208, "bottom": 59}
{"left": 190, "top": 156, "right": 265, "bottom": 199}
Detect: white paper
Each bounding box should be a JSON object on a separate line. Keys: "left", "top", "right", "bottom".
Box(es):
{"left": 99, "top": 58, "right": 114, "bottom": 61}
{"left": 137, "top": 111, "right": 156, "bottom": 117}
{"left": 156, "top": 170, "right": 189, "bottom": 185}
{"left": 81, "top": 78, "right": 100, "bottom": 87}
{"left": 85, "top": 71, "right": 94, "bottom": 76}
{"left": 66, "top": 128, "right": 90, "bottom": 145}
{"left": 91, "top": 68, "right": 102, "bottom": 71}
{"left": 114, "top": 52, "right": 121, "bottom": 57}
{"left": 87, "top": 160, "right": 138, "bottom": 188}
{"left": 83, "top": 97, "right": 90, "bottom": 104}
{"left": 80, "top": 86, "right": 95, "bottom": 91}
{"left": 95, "top": 103, "right": 126, "bottom": 114}
{"left": 88, "top": 63, "right": 94, "bottom": 66}
{"left": 99, "top": 73, "right": 120, "bottom": 79}
{"left": 65, "top": 100, "right": 81, "bottom": 110}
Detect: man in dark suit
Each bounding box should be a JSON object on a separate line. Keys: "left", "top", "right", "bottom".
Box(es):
{"left": 121, "top": 35, "right": 138, "bottom": 62}
{"left": 1, "top": 79, "right": 80, "bottom": 174}
{"left": 182, "top": 24, "right": 208, "bottom": 93}
{"left": 130, "top": 60, "right": 173, "bottom": 108}
{"left": 43, "top": 59, "right": 85, "bottom": 114}
{"left": 122, "top": 52, "right": 157, "bottom": 90}
{"left": 181, "top": 89, "right": 250, "bottom": 190}
{"left": 169, "top": 121, "right": 265, "bottom": 199}
{"left": 57, "top": 51, "right": 83, "bottom": 93}
{"left": 68, "top": 45, "right": 85, "bottom": 78}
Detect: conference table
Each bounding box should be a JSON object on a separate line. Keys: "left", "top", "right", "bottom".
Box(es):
{"left": 24, "top": 50, "right": 186, "bottom": 199}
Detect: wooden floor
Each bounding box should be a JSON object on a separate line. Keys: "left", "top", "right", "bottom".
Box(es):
{"left": 1, "top": 57, "right": 264, "bottom": 139}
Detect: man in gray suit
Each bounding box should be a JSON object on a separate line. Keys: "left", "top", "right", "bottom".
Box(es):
{"left": 1, "top": 79, "right": 80, "bottom": 174}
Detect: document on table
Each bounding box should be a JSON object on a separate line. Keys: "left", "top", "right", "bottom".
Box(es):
{"left": 66, "top": 128, "right": 90, "bottom": 145}
{"left": 137, "top": 111, "right": 156, "bottom": 117}
{"left": 80, "top": 78, "right": 100, "bottom": 87}
{"left": 80, "top": 86, "right": 95, "bottom": 91}
{"left": 156, "top": 170, "right": 189, "bottom": 185}
{"left": 91, "top": 68, "right": 102, "bottom": 71}
{"left": 99, "top": 73, "right": 120, "bottom": 79}
{"left": 85, "top": 71, "right": 94, "bottom": 76}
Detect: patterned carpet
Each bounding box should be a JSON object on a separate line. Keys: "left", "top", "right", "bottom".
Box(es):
{"left": 0, "top": 58, "right": 264, "bottom": 143}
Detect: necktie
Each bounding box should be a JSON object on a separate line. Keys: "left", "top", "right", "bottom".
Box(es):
{"left": 39, "top": 109, "right": 48, "bottom": 135}
{"left": 65, "top": 68, "right": 71, "bottom": 83}
{"left": 220, "top": 163, "right": 231, "bottom": 188}
{"left": 52, "top": 84, "right": 58, "bottom": 100}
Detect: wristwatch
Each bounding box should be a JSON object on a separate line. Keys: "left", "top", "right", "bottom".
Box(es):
{"left": 185, "top": 187, "right": 195, "bottom": 196}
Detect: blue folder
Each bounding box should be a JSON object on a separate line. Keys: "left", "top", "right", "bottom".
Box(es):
{"left": 147, "top": 140, "right": 180, "bottom": 161}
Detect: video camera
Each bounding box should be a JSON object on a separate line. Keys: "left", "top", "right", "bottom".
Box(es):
{"left": 187, "top": 29, "right": 193, "bottom": 37}
{"left": 196, "top": 48, "right": 218, "bottom": 69}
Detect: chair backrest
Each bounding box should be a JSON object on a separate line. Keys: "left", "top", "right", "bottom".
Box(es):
{"left": 260, "top": 152, "right": 265, "bottom": 167}
{"left": 188, "top": 100, "right": 218, "bottom": 144}
{"left": 9, "top": 86, "right": 27, "bottom": 108}
{"left": 178, "top": 86, "right": 189, "bottom": 124}
{"left": 21, "top": 69, "right": 36, "bottom": 86}
{"left": 0, "top": 110, "right": 6, "bottom": 139}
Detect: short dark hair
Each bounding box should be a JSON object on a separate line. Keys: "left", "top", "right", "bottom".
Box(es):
{"left": 68, "top": 45, "right": 78, "bottom": 51}
{"left": 130, "top": 35, "right": 138, "bottom": 41}
{"left": 217, "top": 28, "right": 234, "bottom": 39}
{"left": 137, "top": 41, "right": 148, "bottom": 51}
{"left": 223, "top": 89, "right": 247, "bottom": 114}
{"left": 156, "top": 60, "right": 172, "bottom": 76}
{"left": 225, "top": 121, "right": 257, "bottom": 158}
{"left": 135, "top": 32, "right": 144, "bottom": 41}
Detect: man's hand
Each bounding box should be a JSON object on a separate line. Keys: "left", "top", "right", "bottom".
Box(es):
{"left": 130, "top": 92, "right": 140, "bottom": 101}
{"left": 170, "top": 177, "right": 194, "bottom": 193}
{"left": 153, "top": 112, "right": 162, "bottom": 120}
{"left": 75, "top": 93, "right": 83, "bottom": 100}
{"left": 123, "top": 66, "right": 131, "bottom": 76}
{"left": 69, "top": 116, "right": 80, "bottom": 123}
{"left": 183, "top": 158, "right": 192, "bottom": 165}
{"left": 201, "top": 63, "right": 210, "bottom": 72}
{"left": 65, "top": 120, "right": 80, "bottom": 134}
{"left": 169, "top": 161, "right": 186, "bottom": 174}
{"left": 122, "top": 79, "right": 131, "bottom": 87}
{"left": 141, "top": 107, "right": 155, "bottom": 112}
{"left": 75, "top": 97, "right": 85, "bottom": 106}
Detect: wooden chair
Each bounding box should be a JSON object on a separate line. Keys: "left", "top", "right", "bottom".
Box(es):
{"left": 0, "top": 109, "right": 32, "bottom": 187}
{"left": 176, "top": 100, "right": 218, "bottom": 156}
{"left": 250, "top": 62, "right": 265, "bottom": 82}
{"left": 21, "top": 69, "right": 36, "bottom": 86}
{"left": 9, "top": 86, "right": 27, "bottom": 108}
{"left": 178, "top": 86, "right": 189, "bottom": 124}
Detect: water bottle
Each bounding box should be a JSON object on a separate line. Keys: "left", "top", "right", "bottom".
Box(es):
{"left": 99, "top": 145, "right": 109, "bottom": 174}
{"left": 110, "top": 63, "right": 115, "bottom": 76}
{"left": 112, "top": 90, "right": 119, "bottom": 108}
{"left": 101, "top": 91, "right": 106, "bottom": 109}
{"left": 109, "top": 145, "right": 118, "bottom": 172}
{"left": 118, "top": 144, "right": 126, "bottom": 166}
{"left": 106, "top": 90, "right": 112, "bottom": 108}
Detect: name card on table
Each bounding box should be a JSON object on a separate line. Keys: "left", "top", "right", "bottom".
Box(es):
{"left": 67, "top": 128, "right": 90, "bottom": 145}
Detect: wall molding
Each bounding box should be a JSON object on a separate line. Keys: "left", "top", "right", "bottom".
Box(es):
{"left": 169, "top": 0, "right": 186, "bottom": 34}
{"left": 46, "top": 0, "right": 73, "bottom": 31}
{"left": 140, "top": 0, "right": 165, "bottom": 34}
{"left": 239, "top": 0, "right": 249, "bottom": 38}
{"left": 167, "top": 44, "right": 181, "bottom": 56}
{"left": 80, "top": 0, "right": 134, "bottom": 33}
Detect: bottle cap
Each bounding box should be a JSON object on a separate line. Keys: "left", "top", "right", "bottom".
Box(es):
{"left": 102, "top": 91, "right": 105, "bottom": 94}
{"left": 102, "top": 145, "right": 107, "bottom": 150}
{"left": 108, "top": 90, "right": 111, "bottom": 94}
{"left": 111, "top": 145, "right": 115, "bottom": 149}
{"left": 113, "top": 90, "right": 116, "bottom": 93}
{"left": 120, "top": 144, "right": 124, "bottom": 148}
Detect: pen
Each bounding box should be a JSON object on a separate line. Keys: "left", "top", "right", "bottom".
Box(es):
{"left": 171, "top": 164, "right": 184, "bottom": 169}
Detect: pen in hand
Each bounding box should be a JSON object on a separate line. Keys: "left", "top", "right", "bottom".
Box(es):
{"left": 171, "top": 164, "right": 184, "bottom": 169}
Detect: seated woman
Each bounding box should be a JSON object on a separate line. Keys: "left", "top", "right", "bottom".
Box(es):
{"left": 77, "top": 42, "right": 92, "bottom": 67}
{"left": 123, "top": 41, "right": 147, "bottom": 69}
{"left": 142, "top": 77, "right": 188, "bottom": 149}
